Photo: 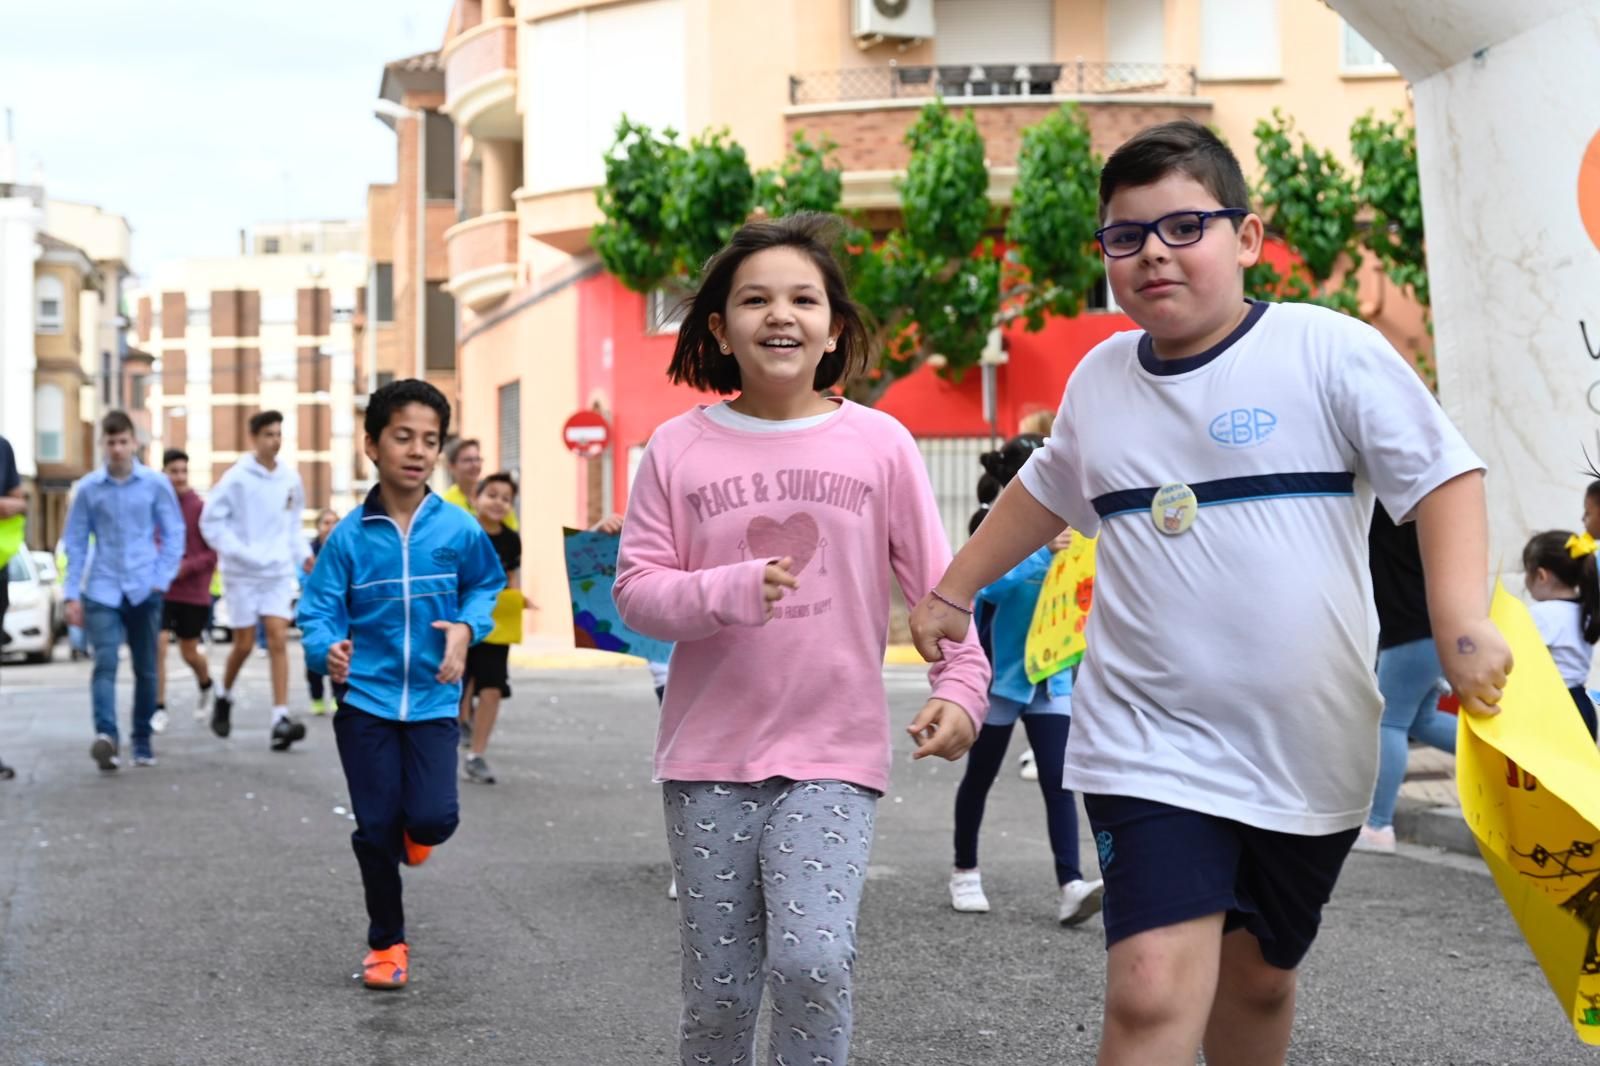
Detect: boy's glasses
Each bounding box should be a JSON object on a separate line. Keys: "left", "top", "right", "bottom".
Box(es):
{"left": 1095, "top": 209, "right": 1247, "bottom": 258}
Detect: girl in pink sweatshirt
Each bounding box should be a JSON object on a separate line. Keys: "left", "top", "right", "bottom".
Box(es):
{"left": 614, "top": 213, "right": 990, "bottom": 1066}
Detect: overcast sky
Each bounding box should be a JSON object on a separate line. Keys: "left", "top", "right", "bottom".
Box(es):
{"left": 0, "top": 0, "right": 449, "bottom": 278}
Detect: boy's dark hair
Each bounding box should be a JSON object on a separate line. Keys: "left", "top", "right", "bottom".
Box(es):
{"left": 249, "top": 410, "right": 283, "bottom": 436}
{"left": 444, "top": 437, "right": 480, "bottom": 465}
{"left": 162, "top": 448, "right": 188, "bottom": 468}
{"left": 1099, "top": 119, "right": 1252, "bottom": 222}
{"left": 1586, "top": 480, "right": 1600, "bottom": 504}
{"left": 968, "top": 434, "right": 1045, "bottom": 535}
{"left": 101, "top": 410, "right": 135, "bottom": 437}
{"left": 364, "top": 378, "right": 452, "bottom": 441}
{"left": 667, "top": 212, "right": 871, "bottom": 395}
{"left": 476, "top": 471, "right": 518, "bottom": 499}
{"left": 1523, "top": 530, "right": 1600, "bottom": 644}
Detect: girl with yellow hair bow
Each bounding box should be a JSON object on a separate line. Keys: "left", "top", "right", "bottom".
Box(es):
{"left": 1524, "top": 530, "right": 1600, "bottom": 738}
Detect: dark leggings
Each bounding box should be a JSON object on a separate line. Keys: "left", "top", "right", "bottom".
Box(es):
{"left": 953, "top": 713, "right": 1081, "bottom": 885}
{"left": 307, "top": 667, "right": 325, "bottom": 701}
{"left": 1570, "top": 686, "right": 1598, "bottom": 740}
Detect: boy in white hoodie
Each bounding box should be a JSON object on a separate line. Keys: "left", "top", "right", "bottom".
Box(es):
{"left": 200, "top": 410, "right": 312, "bottom": 750}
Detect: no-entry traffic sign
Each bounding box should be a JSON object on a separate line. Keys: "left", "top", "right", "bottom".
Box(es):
{"left": 562, "top": 410, "right": 611, "bottom": 458}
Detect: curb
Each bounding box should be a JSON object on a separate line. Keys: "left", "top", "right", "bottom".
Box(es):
{"left": 1393, "top": 798, "right": 1478, "bottom": 857}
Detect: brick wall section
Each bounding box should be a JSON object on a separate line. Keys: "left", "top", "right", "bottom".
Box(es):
{"left": 299, "top": 460, "right": 330, "bottom": 509}
{"left": 297, "top": 403, "right": 330, "bottom": 451}
{"left": 162, "top": 345, "right": 186, "bottom": 396}
{"left": 213, "top": 402, "right": 258, "bottom": 453}
{"left": 785, "top": 100, "right": 1212, "bottom": 173}
{"left": 136, "top": 296, "right": 152, "bottom": 343}
{"left": 160, "top": 293, "right": 186, "bottom": 340}
{"left": 166, "top": 412, "right": 186, "bottom": 451}
{"left": 211, "top": 290, "right": 262, "bottom": 339}
{"left": 297, "top": 287, "right": 334, "bottom": 392}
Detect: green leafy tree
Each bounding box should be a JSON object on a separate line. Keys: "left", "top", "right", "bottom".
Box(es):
{"left": 1245, "top": 109, "right": 1362, "bottom": 316}
{"left": 755, "top": 132, "right": 845, "bottom": 217}
{"left": 1003, "top": 103, "right": 1104, "bottom": 329}
{"left": 1350, "top": 111, "right": 1427, "bottom": 306}
{"left": 592, "top": 117, "right": 685, "bottom": 293}
{"left": 663, "top": 128, "right": 755, "bottom": 280}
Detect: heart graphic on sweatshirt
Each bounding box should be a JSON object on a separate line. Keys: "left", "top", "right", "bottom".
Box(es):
{"left": 746, "top": 513, "right": 820, "bottom": 575}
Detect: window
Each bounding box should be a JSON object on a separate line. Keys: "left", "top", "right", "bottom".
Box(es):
{"left": 1341, "top": 21, "right": 1394, "bottom": 73}
{"left": 932, "top": 0, "right": 1053, "bottom": 65}
{"left": 498, "top": 380, "right": 521, "bottom": 525}
{"left": 101, "top": 350, "right": 114, "bottom": 405}
{"left": 425, "top": 283, "right": 456, "bottom": 371}
{"left": 646, "top": 283, "right": 691, "bottom": 334}
{"left": 425, "top": 111, "right": 456, "bottom": 199}
{"left": 373, "top": 263, "right": 395, "bottom": 322}
{"left": 36, "top": 384, "right": 65, "bottom": 462}
{"left": 262, "top": 237, "right": 280, "bottom": 254}
{"left": 1086, "top": 268, "right": 1122, "bottom": 314}
{"left": 1107, "top": 0, "right": 1165, "bottom": 68}
{"left": 1200, "top": 0, "right": 1280, "bottom": 79}
{"left": 186, "top": 304, "right": 210, "bottom": 327}
{"left": 36, "top": 275, "right": 65, "bottom": 333}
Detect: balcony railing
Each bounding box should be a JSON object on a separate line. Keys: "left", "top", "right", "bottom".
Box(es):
{"left": 789, "top": 61, "right": 1198, "bottom": 106}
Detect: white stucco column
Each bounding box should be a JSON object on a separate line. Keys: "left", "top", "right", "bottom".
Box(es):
{"left": 0, "top": 196, "right": 40, "bottom": 476}
{"left": 1330, "top": 1, "right": 1600, "bottom": 575}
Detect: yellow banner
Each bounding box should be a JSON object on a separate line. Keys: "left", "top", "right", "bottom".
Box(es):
{"left": 1023, "top": 534, "right": 1096, "bottom": 684}
{"left": 1459, "top": 584, "right": 1600, "bottom": 1043}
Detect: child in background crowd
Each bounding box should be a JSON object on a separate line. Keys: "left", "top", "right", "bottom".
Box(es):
{"left": 461, "top": 473, "right": 521, "bottom": 784}
{"left": 614, "top": 212, "right": 989, "bottom": 1065}
{"left": 304, "top": 507, "right": 338, "bottom": 716}
{"left": 949, "top": 433, "right": 1103, "bottom": 926}
{"left": 1523, "top": 530, "right": 1599, "bottom": 739}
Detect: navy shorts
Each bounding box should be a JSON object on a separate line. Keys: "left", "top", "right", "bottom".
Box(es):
{"left": 1084, "top": 793, "right": 1359, "bottom": 970}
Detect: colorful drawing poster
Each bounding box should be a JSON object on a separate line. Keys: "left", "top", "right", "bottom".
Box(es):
{"left": 1024, "top": 534, "right": 1096, "bottom": 684}
{"left": 1458, "top": 584, "right": 1600, "bottom": 1044}
{"left": 562, "top": 528, "right": 673, "bottom": 663}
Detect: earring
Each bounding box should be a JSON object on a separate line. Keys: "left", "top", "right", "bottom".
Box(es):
{"left": 825, "top": 340, "right": 836, "bottom": 351}
{"left": 720, "top": 344, "right": 730, "bottom": 353}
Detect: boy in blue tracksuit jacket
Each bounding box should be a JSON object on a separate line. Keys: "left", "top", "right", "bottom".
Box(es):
{"left": 297, "top": 379, "right": 504, "bottom": 991}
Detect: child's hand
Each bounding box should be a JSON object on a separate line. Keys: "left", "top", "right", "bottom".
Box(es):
{"left": 906, "top": 699, "right": 977, "bottom": 760}
{"left": 908, "top": 592, "right": 972, "bottom": 662}
{"left": 591, "top": 514, "right": 624, "bottom": 535}
{"left": 1048, "top": 527, "right": 1074, "bottom": 553}
{"left": 327, "top": 639, "right": 353, "bottom": 684}
{"left": 1438, "top": 617, "right": 1513, "bottom": 716}
{"left": 763, "top": 557, "right": 800, "bottom": 621}
{"left": 432, "top": 621, "right": 472, "bottom": 683}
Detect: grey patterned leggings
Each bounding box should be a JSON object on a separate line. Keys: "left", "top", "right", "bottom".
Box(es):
{"left": 663, "top": 778, "right": 878, "bottom": 1066}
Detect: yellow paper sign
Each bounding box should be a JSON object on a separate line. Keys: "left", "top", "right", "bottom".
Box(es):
{"left": 486, "top": 588, "right": 524, "bottom": 646}
{"left": 1458, "top": 584, "right": 1600, "bottom": 1044}
{"left": 1023, "top": 534, "right": 1096, "bottom": 684}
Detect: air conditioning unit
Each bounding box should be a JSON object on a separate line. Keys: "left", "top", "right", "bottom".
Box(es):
{"left": 854, "top": 0, "right": 935, "bottom": 41}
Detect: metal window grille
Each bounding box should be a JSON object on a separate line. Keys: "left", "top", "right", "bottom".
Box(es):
{"left": 915, "top": 436, "right": 993, "bottom": 551}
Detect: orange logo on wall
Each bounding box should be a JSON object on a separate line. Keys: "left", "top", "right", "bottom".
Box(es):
{"left": 1582, "top": 128, "right": 1600, "bottom": 252}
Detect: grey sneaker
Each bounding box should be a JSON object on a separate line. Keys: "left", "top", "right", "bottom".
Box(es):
{"left": 463, "top": 754, "right": 495, "bottom": 785}
{"left": 150, "top": 708, "right": 169, "bottom": 735}
{"left": 90, "top": 734, "right": 120, "bottom": 772}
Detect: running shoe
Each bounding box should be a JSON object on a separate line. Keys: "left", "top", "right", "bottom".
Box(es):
{"left": 463, "top": 754, "right": 495, "bottom": 785}
{"left": 150, "top": 707, "right": 169, "bottom": 735}
{"left": 1018, "top": 748, "right": 1038, "bottom": 781}
{"left": 90, "top": 734, "right": 120, "bottom": 772}
{"left": 362, "top": 943, "right": 409, "bottom": 990}
{"left": 1058, "top": 878, "right": 1104, "bottom": 926}
{"left": 194, "top": 681, "right": 213, "bottom": 721}
{"left": 210, "top": 694, "right": 232, "bottom": 738}
{"left": 1352, "top": 824, "right": 1397, "bottom": 855}
{"left": 949, "top": 870, "right": 990, "bottom": 913}
{"left": 402, "top": 831, "right": 432, "bottom": 867}
{"left": 309, "top": 697, "right": 329, "bottom": 716}
{"left": 270, "top": 716, "right": 307, "bottom": 752}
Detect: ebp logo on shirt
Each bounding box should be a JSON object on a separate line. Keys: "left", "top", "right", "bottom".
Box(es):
{"left": 1209, "top": 408, "right": 1277, "bottom": 448}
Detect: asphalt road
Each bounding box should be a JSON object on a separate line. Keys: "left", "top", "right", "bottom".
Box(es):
{"left": 0, "top": 651, "right": 1587, "bottom": 1065}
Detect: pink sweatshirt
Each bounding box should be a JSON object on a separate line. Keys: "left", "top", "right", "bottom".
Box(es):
{"left": 614, "top": 401, "right": 990, "bottom": 793}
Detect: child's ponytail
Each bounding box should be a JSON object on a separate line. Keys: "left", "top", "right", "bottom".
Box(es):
{"left": 968, "top": 434, "right": 1046, "bottom": 536}
{"left": 1524, "top": 530, "right": 1600, "bottom": 643}
{"left": 1582, "top": 551, "right": 1600, "bottom": 645}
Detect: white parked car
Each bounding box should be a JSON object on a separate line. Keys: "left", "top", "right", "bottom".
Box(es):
{"left": 3, "top": 553, "right": 59, "bottom": 663}
{"left": 30, "top": 550, "right": 64, "bottom": 636}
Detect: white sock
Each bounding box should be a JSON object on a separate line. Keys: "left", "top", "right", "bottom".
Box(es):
{"left": 216, "top": 686, "right": 229, "bottom": 700}
{"left": 272, "top": 705, "right": 289, "bottom": 725}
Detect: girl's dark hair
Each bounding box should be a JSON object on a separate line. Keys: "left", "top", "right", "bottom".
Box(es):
{"left": 1523, "top": 530, "right": 1600, "bottom": 644}
{"left": 967, "top": 434, "right": 1045, "bottom": 535}
{"left": 667, "top": 212, "right": 871, "bottom": 395}
{"left": 1586, "top": 480, "right": 1600, "bottom": 504}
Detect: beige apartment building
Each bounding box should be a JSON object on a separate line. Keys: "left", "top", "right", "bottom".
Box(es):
{"left": 402, "top": 0, "right": 1416, "bottom": 642}
{"left": 131, "top": 222, "right": 368, "bottom": 514}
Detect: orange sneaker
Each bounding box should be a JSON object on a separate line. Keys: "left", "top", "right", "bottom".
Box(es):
{"left": 362, "top": 943, "right": 409, "bottom": 990}
{"left": 402, "top": 831, "right": 432, "bottom": 867}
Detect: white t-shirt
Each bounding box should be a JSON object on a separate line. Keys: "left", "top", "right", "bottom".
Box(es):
{"left": 1530, "top": 599, "right": 1594, "bottom": 687}
{"left": 702, "top": 400, "right": 841, "bottom": 433}
{"left": 1018, "top": 301, "right": 1484, "bottom": 835}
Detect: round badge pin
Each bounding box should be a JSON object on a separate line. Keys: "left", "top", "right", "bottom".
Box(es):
{"left": 1151, "top": 483, "right": 1198, "bottom": 535}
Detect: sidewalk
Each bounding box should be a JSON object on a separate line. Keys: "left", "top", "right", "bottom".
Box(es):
{"left": 1392, "top": 745, "right": 1477, "bottom": 856}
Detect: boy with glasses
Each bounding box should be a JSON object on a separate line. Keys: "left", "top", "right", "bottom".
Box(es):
{"left": 911, "top": 120, "right": 1509, "bottom": 1065}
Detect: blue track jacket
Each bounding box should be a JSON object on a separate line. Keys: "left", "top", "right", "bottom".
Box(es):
{"left": 298, "top": 486, "right": 505, "bottom": 722}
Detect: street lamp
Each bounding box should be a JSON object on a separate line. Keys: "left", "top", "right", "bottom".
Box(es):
{"left": 373, "top": 98, "right": 427, "bottom": 382}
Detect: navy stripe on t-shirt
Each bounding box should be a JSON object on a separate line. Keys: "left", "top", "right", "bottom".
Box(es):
{"left": 1092, "top": 471, "right": 1356, "bottom": 519}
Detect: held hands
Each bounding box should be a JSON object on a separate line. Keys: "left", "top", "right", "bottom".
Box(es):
{"left": 908, "top": 591, "right": 972, "bottom": 663}
{"left": 906, "top": 699, "right": 977, "bottom": 761}
{"left": 433, "top": 621, "right": 472, "bottom": 683}
{"left": 327, "top": 639, "right": 353, "bottom": 684}
{"left": 1438, "top": 617, "right": 1513, "bottom": 716}
{"left": 762, "top": 557, "right": 800, "bottom": 622}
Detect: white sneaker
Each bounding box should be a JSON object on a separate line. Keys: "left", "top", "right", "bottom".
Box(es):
{"left": 949, "top": 870, "right": 990, "bottom": 913}
{"left": 150, "top": 709, "right": 169, "bottom": 735}
{"left": 195, "top": 684, "right": 213, "bottom": 721}
{"left": 1352, "top": 824, "right": 1397, "bottom": 855}
{"left": 667, "top": 877, "right": 678, "bottom": 901}
{"left": 1018, "top": 748, "right": 1038, "bottom": 781}
{"left": 1059, "top": 878, "right": 1104, "bottom": 926}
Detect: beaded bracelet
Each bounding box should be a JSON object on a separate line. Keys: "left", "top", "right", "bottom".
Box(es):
{"left": 929, "top": 588, "right": 973, "bottom": 616}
